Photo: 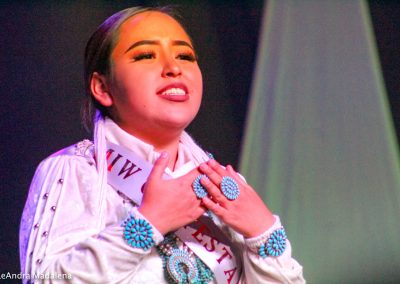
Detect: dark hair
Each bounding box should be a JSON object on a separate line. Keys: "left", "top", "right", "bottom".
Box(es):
{"left": 82, "top": 6, "right": 181, "bottom": 131}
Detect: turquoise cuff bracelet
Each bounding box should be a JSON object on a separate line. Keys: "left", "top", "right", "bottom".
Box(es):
{"left": 258, "top": 227, "right": 287, "bottom": 258}
{"left": 123, "top": 215, "right": 155, "bottom": 251}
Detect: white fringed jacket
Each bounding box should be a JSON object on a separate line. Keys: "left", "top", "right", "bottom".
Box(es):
{"left": 20, "top": 117, "right": 305, "bottom": 283}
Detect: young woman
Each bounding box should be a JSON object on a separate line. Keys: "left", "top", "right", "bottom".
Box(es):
{"left": 20, "top": 6, "right": 305, "bottom": 283}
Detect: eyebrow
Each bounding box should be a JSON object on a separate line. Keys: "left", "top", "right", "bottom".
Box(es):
{"left": 124, "top": 40, "right": 194, "bottom": 54}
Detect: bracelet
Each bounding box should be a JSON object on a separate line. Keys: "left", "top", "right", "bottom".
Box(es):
{"left": 258, "top": 227, "right": 287, "bottom": 258}
{"left": 122, "top": 215, "right": 155, "bottom": 251}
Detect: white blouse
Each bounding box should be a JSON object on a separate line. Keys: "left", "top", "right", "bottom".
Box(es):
{"left": 20, "top": 117, "right": 305, "bottom": 283}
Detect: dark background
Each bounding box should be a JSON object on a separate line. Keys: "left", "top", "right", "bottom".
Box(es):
{"left": 0, "top": 0, "right": 399, "bottom": 278}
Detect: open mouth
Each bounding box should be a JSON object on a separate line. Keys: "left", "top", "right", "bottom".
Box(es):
{"left": 157, "top": 85, "right": 189, "bottom": 102}
{"left": 160, "top": 87, "right": 186, "bottom": 96}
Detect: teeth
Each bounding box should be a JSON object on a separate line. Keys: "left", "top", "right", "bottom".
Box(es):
{"left": 161, "top": 88, "right": 186, "bottom": 96}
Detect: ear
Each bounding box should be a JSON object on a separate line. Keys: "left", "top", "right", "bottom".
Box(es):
{"left": 90, "top": 72, "right": 113, "bottom": 107}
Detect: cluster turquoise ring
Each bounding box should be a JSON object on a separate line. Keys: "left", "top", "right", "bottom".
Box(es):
{"left": 220, "top": 176, "right": 240, "bottom": 200}
{"left": 193, "top": 174, "right": 208, "bottom": 198}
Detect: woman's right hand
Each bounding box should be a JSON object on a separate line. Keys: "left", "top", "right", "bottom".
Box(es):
{"left": 138, "top": 152, "right": 205, "bottom": 235}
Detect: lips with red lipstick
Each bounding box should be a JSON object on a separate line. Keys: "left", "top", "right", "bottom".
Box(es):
{"left": 157, "top": 83, "right": 189, "bottom": 102}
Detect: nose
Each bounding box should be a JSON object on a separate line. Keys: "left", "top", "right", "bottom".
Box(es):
{"left": 161, "top": 56, "right": 181, "bottom": 78}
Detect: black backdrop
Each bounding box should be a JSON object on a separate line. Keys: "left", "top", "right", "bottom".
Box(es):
{"left": 0, "top": 0, "right": 399, "bottom": 276}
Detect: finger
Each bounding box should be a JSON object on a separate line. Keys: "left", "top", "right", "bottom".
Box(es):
{"left": 226, "top": 165, "right": 235, "bottom": 173}
{"left": 195, "top": 206, "right": 207, "bottom": 218}
{"left": 202, "top": 196, "right": 226, "bottom": 217}
{"left": 148, "top": 152, "right": 169, "bottom": 181}
{"left": 200, "top": 175, "right": 227, "bottom": 206}
{"left": 185, "top": 167, "right": 202, "bottom": 180}
{"left": 199, "top": 163, "right": 223, "bottom": 187}
{"left": 226, "top": 165, "right": 247, "bottom": 187}
{"left": 207, "top": 159, "right": 228, "bottom": 177}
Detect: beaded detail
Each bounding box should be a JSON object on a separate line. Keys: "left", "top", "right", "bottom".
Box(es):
{"left": 193, "top": 174, "right": 208, "bottom": 199}
{"left": 220, "top": 176, "right": 240, "bottom": 200}
{"left": 259, "top": 227, "right": 287, "bottom": 258}
{"left": 157, "top": 234, "right": 214, "bottom": 284}
{"left": 74, "top": 139, "right": 94, "bottom": 158}
{"left": 122, "top": 216, "right": 154, "bottom": 251}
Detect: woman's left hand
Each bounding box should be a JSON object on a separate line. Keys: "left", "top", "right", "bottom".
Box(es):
{"left": 198, "top": 159, "right": 276, "bottom": 238}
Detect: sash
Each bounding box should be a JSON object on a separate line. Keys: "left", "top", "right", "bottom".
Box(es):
{"left": 106, "top": 141, "right": 240, "bottom": 284}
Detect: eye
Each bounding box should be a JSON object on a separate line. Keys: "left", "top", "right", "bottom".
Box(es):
{"left": 176, "top": 52, "right": 197, "bottom": 62}
{"left": 132, "top": 52, "right": 155, "bottom": 61}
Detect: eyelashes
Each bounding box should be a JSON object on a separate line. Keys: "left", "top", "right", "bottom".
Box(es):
{"left": 132, "top": 51, "right": 197, "bottom": 62}
{"left": 133, "top": 52, "right": 155, "bottom": 61}
{"left": 176, "top": 53, "right": 197, "bottom": 62}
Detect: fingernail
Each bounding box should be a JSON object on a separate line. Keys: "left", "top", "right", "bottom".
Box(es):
{"left": 201, "top": 175, "right": 209, "bottom": 183}
{"left": 160, "top": 152, "right": 169, "bottom": 158}
{"left": 199, "top": 163, "right": 208, "bottom": 171}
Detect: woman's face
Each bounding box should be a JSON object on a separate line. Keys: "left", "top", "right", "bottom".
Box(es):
{"left": 107, "top": 11, "right": 203, "bottom": 140}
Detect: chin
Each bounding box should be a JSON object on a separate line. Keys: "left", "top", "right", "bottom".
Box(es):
{"left": 159, "top": 117, "right": 196, "bottom": 131}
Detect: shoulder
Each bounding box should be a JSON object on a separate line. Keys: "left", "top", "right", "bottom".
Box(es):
{"left": 48, "top": 139, "right": 94, "bottom": 161}
{"left": 26, "top": 139, "right": 100, "bottom": 222}
{"left": 41, "top": 139, "right": 95, "bottom": 166}
{"left": 34, "top": 139, "right": 96, "bottom": 181}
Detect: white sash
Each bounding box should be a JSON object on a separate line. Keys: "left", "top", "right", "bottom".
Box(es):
{"left": 106, "top": 141, "right": 240, "bottom": 284}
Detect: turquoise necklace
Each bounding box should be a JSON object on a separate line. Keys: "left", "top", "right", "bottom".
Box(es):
{"left": 156, "top": 233, "right": 214, "bottom": 284}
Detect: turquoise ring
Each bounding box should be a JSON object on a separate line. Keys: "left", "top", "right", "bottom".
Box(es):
{"left": 220, "top": 176, "right": 240, "bottom": 200}
{"left": 193, "top": 174, "right": 208, "bottom": 198}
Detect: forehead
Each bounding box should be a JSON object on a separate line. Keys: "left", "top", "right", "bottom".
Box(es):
{"left": 117, "top": 11, "right": 191, "bottom": 44}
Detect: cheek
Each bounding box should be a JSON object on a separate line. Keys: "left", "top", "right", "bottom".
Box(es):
{"left": 197, "top": 69, "right": 203, "bottom": 92}
{"left": 196, "top": 70, "right": 203, "bottom": 105}
{"left": 112, "top": 69, "right": 155, "bottom": 103}
{"left": 190, "top": 72, "right": 203, "bottom": 117}
{"left": 191, "top": 67, "right": 203, "bottom": 97}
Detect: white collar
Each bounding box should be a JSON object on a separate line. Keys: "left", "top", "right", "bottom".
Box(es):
{"left": 103, "top": 118, "right": 196, "bottom": 177}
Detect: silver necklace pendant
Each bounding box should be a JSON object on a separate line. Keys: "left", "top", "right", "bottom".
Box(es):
{"left": 167, "top": 248, "right": 199, "bottom": 284}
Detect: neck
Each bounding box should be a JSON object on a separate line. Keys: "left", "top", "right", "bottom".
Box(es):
{"left": 119, "top": 123, "right": 182, "bottom": 171}
{"left": 154, "top": 139, "right": 179, "bottom": 171}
